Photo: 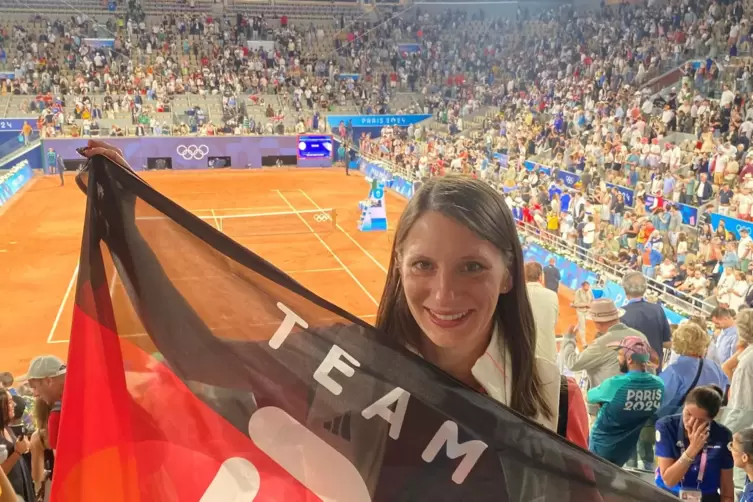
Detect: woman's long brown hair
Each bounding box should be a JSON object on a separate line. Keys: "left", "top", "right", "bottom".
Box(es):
{"left": 376, "top": 177, "right": 552, "bottom": 420}
{"left": 0, "top": 392, "right": 10, "bottom": 430}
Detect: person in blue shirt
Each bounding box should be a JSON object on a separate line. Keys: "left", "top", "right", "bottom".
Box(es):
{"left": 655, "top": 386, "right": 735, "bottom": 502}
{"left": 587, "top": 336, "right": 664, "bottom": 467}
{"left": 710, "top": 308, "right": 739, "bottom": 365}
{"left": 659, "top": 323, "right": 728, "bottom": 419}
{"left": 730, "top": 428, "right": 753, "bottom": 502}
{"left": 46, "top": 148, "right": 57, "bottom": 177}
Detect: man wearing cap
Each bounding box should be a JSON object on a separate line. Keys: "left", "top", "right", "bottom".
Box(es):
{"left": 560, "top": 298, "right": 652, "bottom": 421}
{"left": 23, "top": 356, "right": 66, "bottom": 454}
{"left": 586, "top": 336, "right": 664, "bottom": 468}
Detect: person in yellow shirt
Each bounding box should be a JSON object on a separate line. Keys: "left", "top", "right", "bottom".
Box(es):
{"left": 546, "top": 211, "right": 560, "bottom": 234}
{"left": 21, "top": 121, "right": 32, "bottom": 143}
{"left": 546, "top": 210, "right": 560, "bottom": 244}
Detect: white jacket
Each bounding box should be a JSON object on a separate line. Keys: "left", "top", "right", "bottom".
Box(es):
{"left": 526, "top": 282, "right": 560, "bottom": 366}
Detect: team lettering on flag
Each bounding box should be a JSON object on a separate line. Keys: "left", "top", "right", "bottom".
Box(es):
{"left": 51, "top": 154, "right": 679, "bottom": 502}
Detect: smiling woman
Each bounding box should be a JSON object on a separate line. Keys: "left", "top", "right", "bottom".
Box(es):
{"left": 375, "top": 176, "right": 559, "bottom": 428}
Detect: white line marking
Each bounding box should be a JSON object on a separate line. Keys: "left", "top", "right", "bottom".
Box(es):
{"left": 287, "top": 268, "right": 344, "bottom": 274}
{"left": 49, "top": 314, "right": 380, "bottom": 343}
{"left": 136, "top": 208, "right": 334, "bottom": 222}
{"left": 210, "top": 209, "right": 220, "bottom": 230}
{"left": 276, "top": 191, "right": 378, "bottom": 306}
{"left": 109, "top": 264, "right": 118, "bottom": 298}
{"left": 189, "top": 205, "right": 289, "bottom": 212}
{"left": 0, "top": 250, "right": 6, "bottom": 253}
{"left": 47, "top": 264, "right": 79, "bottom": 344}
{"left": 297, "top": 190, "right": 388, "bottom": 274}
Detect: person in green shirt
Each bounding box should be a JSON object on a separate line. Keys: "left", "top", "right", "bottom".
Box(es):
{"left": 587, "top": 336, "right": 664, "bottom": 467}
{"left": 683, "top": 175, "right": 698, "bottom": 205}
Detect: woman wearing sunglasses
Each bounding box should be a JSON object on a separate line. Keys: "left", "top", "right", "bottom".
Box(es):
{"left": 655, "top": 385, "right": 735, "bottom": 502}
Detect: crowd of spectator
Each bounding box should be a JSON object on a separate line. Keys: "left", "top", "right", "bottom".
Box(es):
{"left": 5, "top": 0, "right": 753, "bottom": 499}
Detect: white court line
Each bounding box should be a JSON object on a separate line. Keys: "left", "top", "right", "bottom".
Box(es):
{"left": 46, "top": 264, "right": 79, "bottom": 344}
{"left": 276, "top": 191, "right": 378, "bottom": 306}
{"left": 297, "top": 189, "right": 388, "bottom": 274}
{"left": 135, "top": 208, "right": 333, "bottom": 222}
{"left": 189, "top": 205, "right": 289, "bottom": 213}
{"left": 46, "top": 267, "right": 354, "bottom": 344}
{"left": 68, "top": 314, "right": 379, "bottom": 342}
{"left": 287, "top": 267, "right": 344, "bottom": 274}
{"left": 109, "top": 263, "right": 118, "bottom": 298}
{"left": 210, "top": 209, "right": 220, "bottom": 230}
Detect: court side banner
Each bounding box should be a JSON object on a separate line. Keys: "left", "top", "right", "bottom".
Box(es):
{"left": 53, "top": 154, "right": 677, "bottom": 501}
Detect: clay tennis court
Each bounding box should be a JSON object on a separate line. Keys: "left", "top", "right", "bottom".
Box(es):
{"left": 0, "top": 169, "right": 592, "bottom": 376}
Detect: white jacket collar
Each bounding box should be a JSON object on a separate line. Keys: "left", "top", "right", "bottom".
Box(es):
{"left": 471, "top": 324, "right": 511, "bottom": 405}
{"left": 409, "top": 324, "right": 559, "bottom": 430}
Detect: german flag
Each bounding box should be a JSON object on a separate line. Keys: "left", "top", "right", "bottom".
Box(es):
{"left": 52, "top": 155, "right": 677, "bottom": 501}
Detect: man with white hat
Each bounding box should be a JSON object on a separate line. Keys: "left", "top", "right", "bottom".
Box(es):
{"left": 22, "top": 355, "right": 66, "bottom": 454}
{"left": 560, "top": 299, "right": 651, "bottom": 418}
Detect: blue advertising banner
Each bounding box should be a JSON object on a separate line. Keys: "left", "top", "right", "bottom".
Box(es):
{"left": 0, "top": 160, "right": 33, "bottom": 208}
{"left": 0, "top": 118, "right": 38, "bottom": 132}
{"left": 606, "top": 183, "right": 635, "bottom": 208}
{"left": 677, "top": 203, "right": 699, "bottom": 226}
{"left": 0, "top": 71, "right": 15, "bottom": 80}
{"left": 557, "top": 169, "right": 581, "bottom": 188}
{"left": 397, "top": 43, "right": 421, "bottom": 54}
{"left": 335, "top": 73, "right": 361, "bottom": 81}
{"left": 42, "top": 136, "right": 332, "bottom": 170}
{"left": 522, "top": 243, "right": 600, "bottom": 291}
{"left": 709, "top": 212, "right": 753, "bottom": 239}
{"left": 522, "top": 160, "right": 552, "bottom": 176}
{"left": 493, "top": 152, "right": 509, "bottom": 168}
{"left": 522, "top": 243, "right": 688, "bottom": 324}
{"left": 327, "top": 114, "right": 431, "bottom": 129}
{"left": 644, "top": 195, "right": 699, "bottom": 226}
{"left": 83, "top": 38, "right": 115, "bottom": 49}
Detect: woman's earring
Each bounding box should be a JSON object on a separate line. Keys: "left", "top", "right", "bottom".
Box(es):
{"left": 500, "top": 273, "right": 513, "bottom": 294}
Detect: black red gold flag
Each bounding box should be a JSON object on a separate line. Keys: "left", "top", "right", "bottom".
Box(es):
{"left": 52, "top": 155, "right": 676, "bottom": 501}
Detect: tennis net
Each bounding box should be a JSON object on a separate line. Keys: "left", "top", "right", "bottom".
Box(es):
{"left": 136, "top": 208, "right": 337, "bottom": 239}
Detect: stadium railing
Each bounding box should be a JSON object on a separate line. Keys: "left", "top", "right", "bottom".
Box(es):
{"left": 514, "top": 218, "right": 715, "bottom": 319}
{"left": 353, "top": 146, "right": 711, "bottom": 319}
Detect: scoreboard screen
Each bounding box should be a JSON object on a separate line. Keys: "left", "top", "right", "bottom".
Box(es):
{"left": 297, "top": 135, "right": 333, "bottom": 159}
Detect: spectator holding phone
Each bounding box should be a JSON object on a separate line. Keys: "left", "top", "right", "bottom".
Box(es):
{"left": 0, "top": 390, "right": 33, "bottom": 502}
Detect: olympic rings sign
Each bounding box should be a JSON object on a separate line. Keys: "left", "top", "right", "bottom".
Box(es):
{"left": 313, "top": 213, "right": 331, "bottom": 223}
{"left": 176, "top": 144, "right": 210, "bottom": 160}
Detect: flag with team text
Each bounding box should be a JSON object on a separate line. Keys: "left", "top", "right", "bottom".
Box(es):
{"left": 52, "top": 154, "right": 677, "bottom": 501}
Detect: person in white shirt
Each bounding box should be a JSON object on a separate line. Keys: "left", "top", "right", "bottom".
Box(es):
{"left": 524, "top": 262, "right": 559, "bottom": 364}
{"left": 679, "top": 269, "right": 709, "bottom": 301}
{"left": 657, "top": 258, "right": 677, "bottom": 283}
{"left": 718, "top": 267, "right": 740, "bottom": 308}
{"left": 737, "top": 189, "right": 753, "bottom": 221}
{"left": 721, "top": 85, "right": 736, "bottom": 108}
{"left": 720, "top": 309, "right": 753, "bottom": 496}
{"left": 572, "top": 281, "right": 594, "bottom": 346}
{"left": 582, "top": 215, "right": 596, "bottom": 249}
{"left": 739, "top": 228, "right": 753, "bottom": 270}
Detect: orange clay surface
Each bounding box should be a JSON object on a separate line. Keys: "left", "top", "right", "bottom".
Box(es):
{"left": 0, "top": 169, "right": 595, "bottom": 376}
